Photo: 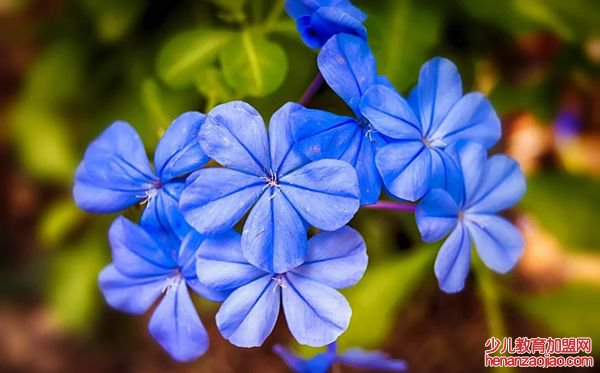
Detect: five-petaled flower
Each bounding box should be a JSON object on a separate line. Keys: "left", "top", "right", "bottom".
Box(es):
{"left": 274, "top": 342, "right": 407, "bottom": 373}
{"left": 73, "top": 112, "right": 209, "bottom": 237}
{"left": 416, "top": 141, "right": 526, "bottom": 293}
{"left": 291, "top": 33, "right": 393, "bottom": 205}
{"left": 285, "top": 0, "right": 367, "bottom": 49}
{"left": 195, "top": 226, "right": 368, "bottom": 347}
{"left": 98, "top": 216, "right": 227, "bottom": 361}
{"left": 360, "top": 57, "right": 501, "bottom": 202}
{"left": 180, "top": 101, "right": 360, "bottom": 274}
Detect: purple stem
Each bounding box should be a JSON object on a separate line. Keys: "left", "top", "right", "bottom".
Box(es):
{"left": 298, "top": 72, "right": 324, "bottom": 106}
{"left": 364, "top": 200, "right": 416, "bottom": 213}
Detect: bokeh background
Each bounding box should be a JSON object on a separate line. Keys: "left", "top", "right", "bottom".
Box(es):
{"left": 1, "top": 0, "right": 599, "bottom": 372}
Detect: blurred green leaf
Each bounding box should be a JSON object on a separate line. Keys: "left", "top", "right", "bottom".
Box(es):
{"left": 359, "top": 0, "right": 441, "bottom": 92}
{"left": 47, "top": 234, "right": 108, "bottom": 332}
{"left": 195, "top": 67, "right": 237, "bottom": 109}
{"left": 81, "top": 0, "right": 144, "bottom": 42}
{"left": 338, "top": 246, "right": 436, "bottom": 349}
{"left": 157, "top": 29, "right": 232, "bottom": 88}
{"left": 513, "top": 283, "right": 600, "bottom": 343}
{"left": 490, "top": 79, "right": 558, "bottom": 120}
{"left": 208, "top": 0, "right": 247, "bottom": 23}
{"left": 460, "top": 0, "right": 600, "bottom": 42}
{"left": 9, "top": 105, "right": 78, "bottom": 182}
{"left": 520, "top": 172, "right": 600, "bottom": 251}
{"left": 219, "top": 30, "right": 288, "bottom": 97}
{"left": 22, "top": 40, "right": 85, "bottom": 107}
{"left": 38, "top": 199, "right": 84, "bottom": 247}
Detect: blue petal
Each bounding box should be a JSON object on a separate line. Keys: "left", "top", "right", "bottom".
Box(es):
{"left": 360, "top": 85, "right": 422, "bottom": 140}
{"left": 416, "top": 57, "right": 463, "bottom": 137}
{"left": 429, "top": 148, "right": 464, "bottom": 205}
{"left": 338, "top": 349, "right": 407, "bottom": 371}
{"left": 292, "top": 226, "right": 367, "bottom": 289}
{"left": 416, "top": 189, "right": 459, "bottom": 243}
{"left": 284, "top": 0, "right": 313, "bottom": 19}
{"left": 196, "top": 230, "right": 266, "bottom": 291}
{"left": 339, "top": 131, "right": 382, "bottom": 205}
{"left": 148, "top": 281, "right": 209, "bottom": 362}
{"left": 216, "top": 274, "right": 280, "bottom": 347}
{"left": 98, "top": 264, "right": 164, "bottom": 314}
{"left": 317, "top": 33, "right": 376, "bottom": 115}
{"left": 445, "top": 141, "right": 487, "bottom": 205}
{"left": 329, "top": 0, "right": 367, "bottom": 22}
{"left": 466, "top": 155, "right": 526, "bottom": 214}
{"left": 291, "top": 107, "right": 358, "bottom": 161}
{"left": 430, "top": 92, "right": 501, "bottom": 149}
{"left": 242, "top": 188, "right": 307, "bottom": 274}
{"left": 73, "top": 121, "right": 156, "bottom": 213}
{"left": 375, "top": 141, "right": 432, "bottom": 202}
{"left": 304, "top": 7, "right": 367, "bottom": 49}
{"left": 465, "top": 214, "right": 524, "bottom": 273}
{"left": 179, "top": 232, "right": 230, "bottom": 302}
{"left": 154, "top": 111, "right": 209, "bottom": 182}
{"left": 280, "top": 159, "right": 360, "bottom": 231}
{"left": 273, "top": 344, "right": 335, "bottom": 373}
{"left": 200, "top": 101, "right": 271, "bottom": 176}
{"left": 108, "top": 216, "right": 176, "bottom": 278}
{"left": 282, "top": 272, "right": 351, "bottom": 347}
{"left": 140, "top": 181, "right": 192, "bottom": 240}
{"left": 269, "top": 102, "right": 310, "bottom": 175}
{"left": 434, "top": 223, "right": 471, "bottom": 293}
{"left": 179, "top": 168, "right": 264, "bottom": 234}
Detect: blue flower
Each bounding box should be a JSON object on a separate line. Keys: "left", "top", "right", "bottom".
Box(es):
{"left": 98, "top": 216, "right": 227, "bottom": 361}
{"left": 290, "top": 33, "right": 391, "bottom": 205}
{"left": 73, "top": 112, "right": 209, "bottom": 237}
{"left": 285, "top": 0, "right": 367, "bottom": 49}
{"left": 360, "top": 57, "right": 502, "bottom": 202}
{"left": 179, "top": 101, "right": 360, "bottom": 274}
{"left": 416, "top": 141, "right": 526, "bottom": 293}
{"left": 273, "top": 342, "right": 407, "bottom": 373}
{"left": 195, "top": 226, "right": 368, "bottom": 347}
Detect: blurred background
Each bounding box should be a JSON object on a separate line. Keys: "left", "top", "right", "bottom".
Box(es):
{"left": 0, "top": 0, "right": 598, "bottom": 372}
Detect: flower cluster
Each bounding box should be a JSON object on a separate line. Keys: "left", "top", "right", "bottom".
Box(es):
{"left": 73, "top": 0, "right": 526, "bottom": 368}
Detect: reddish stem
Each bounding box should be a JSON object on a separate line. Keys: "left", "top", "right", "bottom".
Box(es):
{"left": 363, "top": 200, "right": 416, "bottom": 212}
{"left": 298, "top": 72, "right": 324, "bottom": 106}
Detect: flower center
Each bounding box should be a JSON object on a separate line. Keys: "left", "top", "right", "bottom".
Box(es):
{"left": 162, "top": 269, "right": 182, "bottom": 293}
{"left": 358, "top": 117, "right": 378, "bottom": 143}
{"left": 261, "top": 168, "right": 279, "bottom": 188}
{"left": 422, "top": 136, "right": 446, "bottom": 149}
{"left": 139, "top": 180, "right": 163, "bottom": 206}
{"left": 271, "top": 274, "right": 287, "bottom": 292}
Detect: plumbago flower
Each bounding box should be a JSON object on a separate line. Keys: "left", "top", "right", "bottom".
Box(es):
{"left": 179, "top": 101, "right": 360, "bottom": 274}
{"left": 98, "top": 217, "right": 227, "bottom": 361}
{"left": 195, "top": 227, "right": 368, "bottom": 347}
{"left": 291, "top": 33, "right": 391, "bottom": 205}
{"left": 274, "top": 343, "right": 407, "bottom": 373}
{"left": 285, "top": 0, "right": 367, "bottom": 49}
{"left": 416, "top": 141, "right": 526, "bottom": 293}
{"left": 73, "top": 112, "right": 209, "bottom": 237}
{"left": 360, "top": 57, "right": 502, "bottom": 202}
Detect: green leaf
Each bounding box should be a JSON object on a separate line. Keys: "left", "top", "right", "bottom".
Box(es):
{"left": 208, "top": 0, "right": 247, "bottom": 23}
{"left": 338, "top": 246, "right": 437, "bottom": 349}
{"left": 157, "top": 29, "right": 232, "bottom": 88}
{"left": 82, "top": 0, "right": 145, "bottom": 42}
{"left": 47, "top": 234, "right": 108, "bottom": 332}
{"left": 219, "top": 30, "right": 288, "bottom": 97}
{"left": 519, "top": 172, "right": 600, "bottom": 251}
{"left": 460, "top": 0, "right": 600, "bottom": 42}
{"left": 513, "top": 283, "right": 600, "bottom": 343}
{"left": 359, "top": 0, "right": 441, "bottom": 92}
{"left": 195, "top": 67, "right": 237, "bottom": 110}
{"left": 38, "top": 199, "right": 84, "bottom": 247}
{"left": 9, "top": 104, "right": 78, "bottom": 182}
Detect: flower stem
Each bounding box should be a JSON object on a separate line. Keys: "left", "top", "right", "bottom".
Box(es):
{"left": 298, "top": 72, "right": 324, "bottom": 106}
{"left": 363, "top": 200, "right": 416, "bottom": 212}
